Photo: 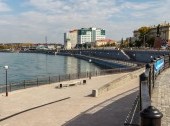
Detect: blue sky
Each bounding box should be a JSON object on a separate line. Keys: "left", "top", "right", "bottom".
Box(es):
{"left": 0, "top": 0, "right": 169, "bottom": 43}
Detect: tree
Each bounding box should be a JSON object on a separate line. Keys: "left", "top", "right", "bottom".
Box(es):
{"left": 129, "top": 37, "right": 135, "bottom": 47}
{"left": 146, "top": 37, "right": 155, "bottom": 47}
{"left": 138, "top": 26, "right": 150, "bottom": 35}
{"left": 120, "top": 38, "right": 124, "bottom": 48}
{"left": 134, "top": 26, "right": 151, "bottom": 47}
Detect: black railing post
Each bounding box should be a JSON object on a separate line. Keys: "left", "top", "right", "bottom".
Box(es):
{"left": 37, "top": 78, "right": 39, "bottom": 86}
{"left": 151, "top": 59, "right": 156, "bottom": 88}
{"left": 87, "top": 71, "right": 89, "bottom": 77}
{"left": 78, "top": 73, "right": 80, "bottom": 79}
{"left": 146, "top": 63, "right": 151, "bottom": 97}
{"left": 59, "top": 75, "right": 60, "bottom": 82}
{"left": 140, "top": 73, "right": 148, "bottom": 110}
{"left": 24, "top": 80, "right": 26, "bottom": 89}
{"left": 49, "top": 76, "right": 51, "bottom": 84}
{"left": 9, "top": 83, "right": 11, "bottom": 92}
{"left": 68, "top": 74, "right": 71, "bottom": 80}
{"left": 89, "top": 72, "right": 91, "bottom": 79}
{"left": 168, "top": 54, "right": 170, "bottom": 68}
{"left": 149, "top": 68, "right": 152, "bottom": 97}
{"left": 140, "top": 106, "right": 163, "bottom": 126}
{"left": 163, "top": 54, "right": 166, "bottom": 69}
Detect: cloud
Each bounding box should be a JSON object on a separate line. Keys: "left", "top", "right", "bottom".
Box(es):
{"left": 121, "top": 1, "right": 157, "bottom": 10}
{"left": 0, "top": 0, "right": 169, "bottom": 43}
{"left": 0, "top": 0, "right": 11, "bottom": 12}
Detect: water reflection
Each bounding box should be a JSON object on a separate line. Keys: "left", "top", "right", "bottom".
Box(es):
{"left": 0, "top": 53, "right": 103, "bottom": 84}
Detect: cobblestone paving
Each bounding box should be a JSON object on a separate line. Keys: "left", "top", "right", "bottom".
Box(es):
{"left": 152, "top": 69, "right": 170, "bottom": 126}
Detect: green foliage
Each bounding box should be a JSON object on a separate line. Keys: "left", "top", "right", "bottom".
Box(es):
{"left": 120, "top": 38, "right": 124, "bottom": 48}
{"left": 146, "top": 37, "right": 155, "bottom": 47}
{"left": 0, "top": 45, "right": 6, "bottom": 49}
{"left": 138, "top": 26, "right": 150, "bottom": 35}
{"left": 134, "top": 26, "right": 154, "bottom": 47}
{"left": 135, "top": 40, "right": 142, "bottom": 47}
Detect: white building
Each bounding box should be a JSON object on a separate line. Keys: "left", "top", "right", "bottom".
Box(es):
{"left": 78, "top": 27, "right": 106, "bottom": 44}
{"left": 64, "top": 30, "right": 78, "bottom": 49}
{"left": 64, "top": 32, "right": 72, "bottom": 49}
{"left": 64, "top": 27, "right": 106, "bottom": 49}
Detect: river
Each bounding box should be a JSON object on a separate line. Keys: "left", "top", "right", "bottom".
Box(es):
{"left": 0, "top": 52, "right": 106, "bottom": 84}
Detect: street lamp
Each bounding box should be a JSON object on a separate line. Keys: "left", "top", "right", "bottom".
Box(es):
{"left": 4, "top": 65, "right": 8, "bottom": 96}
{"left": 89, "top": 59, "right": 92, "bottom": 79}
{"left": 143, "top": 35, "right": 146, "bottom": 48}
{"left": 133, "top": 54, "right": 136, "bottom": 60}
{"left": 150, "top": 56, "right": 153, "bottom": 61}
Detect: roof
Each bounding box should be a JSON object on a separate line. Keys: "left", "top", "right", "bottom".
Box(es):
{"left": 96, "top": 39, "right": 115, "bottom": 43}
{"left": 69, "top": 29, "right": 78, "bottom": 33}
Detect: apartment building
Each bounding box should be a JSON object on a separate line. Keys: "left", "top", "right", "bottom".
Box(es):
{"left": 64, "top": 30, "right": 78, "bottom": 49}
{"left": 78, "top": 27, "right": 105, "bottom": 44}
{"left": 64, "top": 27, "right": 106, "bottom": 49}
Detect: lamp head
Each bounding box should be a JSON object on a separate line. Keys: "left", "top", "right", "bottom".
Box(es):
{"left": 4, "top": 65, "right": 8, "bottom": 70}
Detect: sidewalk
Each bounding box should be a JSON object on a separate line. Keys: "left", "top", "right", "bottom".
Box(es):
{"left": 0, "top": 72, "right": 141, "bottom": 126}
{"left": 152, "top": 68, "right": 170, "bottom": 126}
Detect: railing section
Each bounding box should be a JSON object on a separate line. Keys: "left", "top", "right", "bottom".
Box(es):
{"left": 0, "top": 67, "right": 141, "bottom": 94}
{"left": 124, "top": 54, "right": 170, "bottom": 126}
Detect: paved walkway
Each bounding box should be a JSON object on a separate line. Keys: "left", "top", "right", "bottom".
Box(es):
{"left": 0, "top": 71, "right": 142, "bottom": 126}
{"left": 152, "top": 68, "right": 170, "bottom": 126}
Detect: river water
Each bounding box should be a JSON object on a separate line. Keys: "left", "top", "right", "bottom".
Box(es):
{"left": 0, "top": 53, "right": 105, "bottom": 84}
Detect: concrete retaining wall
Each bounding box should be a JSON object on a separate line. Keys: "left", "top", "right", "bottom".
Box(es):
{"left": 92, "top": 68, "right": 145, "bottom": 97}
{"left": 74, "top": 54, "right": 128, "bottom": 68}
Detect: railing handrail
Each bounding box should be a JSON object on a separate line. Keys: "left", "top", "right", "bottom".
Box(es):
{"left": 138, "top": 55, "right": 170, "bottom": 126}
{"left": 0, "top": 66, "right": 141, "bottom": 93}
{"left": 124, "top": 54, "right": 170, "bottom": 126}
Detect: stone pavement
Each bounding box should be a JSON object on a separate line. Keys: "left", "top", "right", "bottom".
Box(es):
{"left": 0, "top": 71, "right": 141, "bottom": 126}
{"left": 152, "top": 68, "right": 170, "bottom": 126}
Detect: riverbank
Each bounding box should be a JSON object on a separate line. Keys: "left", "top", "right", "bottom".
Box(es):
{"left": 0, "top": 69, "right": 142, "bottom": 126}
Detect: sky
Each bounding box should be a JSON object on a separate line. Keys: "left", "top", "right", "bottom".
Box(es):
{"left": 0, "top": 0, "right": 169, "bottom": 44}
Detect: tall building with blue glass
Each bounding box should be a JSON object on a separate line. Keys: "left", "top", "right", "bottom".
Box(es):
{"left": 64, "top": 27, "right": 106, "bottom": 49}
{"left": 78, "top": 27, "right": 105, "bottom": 44}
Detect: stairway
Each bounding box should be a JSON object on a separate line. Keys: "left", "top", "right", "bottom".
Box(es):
{"left": 121, "top": 50, "right": 130, "bottom": 60}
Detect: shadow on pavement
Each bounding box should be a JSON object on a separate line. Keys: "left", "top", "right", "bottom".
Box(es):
{"left": 62, "top": 91, "right": 138, "bottom": 126}
{"left": 0, "top": 97, "right": 70, "bottom": 122}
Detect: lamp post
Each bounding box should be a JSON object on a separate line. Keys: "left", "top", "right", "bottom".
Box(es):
{"left": 143, "top": 35, "right": 146, "bottom": 48}
{"left": 150, "top": 56, "right": 153, "bottom": 59}
{"left": 133, "top": 54, "right": 136, "bottom": 61}
{"left": 89, "top": 59, "right": 92, "bottom": 79}
{"left": 4, "top": 65, "right": 8, "bottom": 96}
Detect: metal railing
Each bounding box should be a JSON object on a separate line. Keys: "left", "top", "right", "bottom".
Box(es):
{"left": 124, "top": 54, "right": 170, "bottom": 126}
{"left": 0, "top": 66, "right": 141, "bottom": 94}
{"left": 124, "top": 95, "right": 140, "bottom": 126}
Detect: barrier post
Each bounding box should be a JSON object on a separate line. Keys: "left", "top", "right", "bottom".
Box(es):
{"left": 59, "top": 75, "right": 60, "bottom": 82}
{"left": 139, "top": 73, "right": 148, "bottom": 110}
{"left": 37, "top": 78, "right": 39, "bottom": 86}
{"left": 151, "top": 59, "right": 156, "bottom": 88}
{"left": 89, "top": 72, "right": 91, "bottom": 79}
{"left": 24, "top": 80, "right": 26, "bottom": 89}
{"left": 9, "top": 83, "right": 11, "bottom": 92}
{"left": 49, "top": 76, "right": 51, "bottom": 84}
{"left": 140, "top": 106, "right": 163, "bottom": 126}
{"left": 69, "top": 74, "right": 71, "bottom": 80}
{"left": 169, "top": 54, "right": 170, "bottom": 67}
{"left": 146, "top": 63, "right": 151, "bottom": 97}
